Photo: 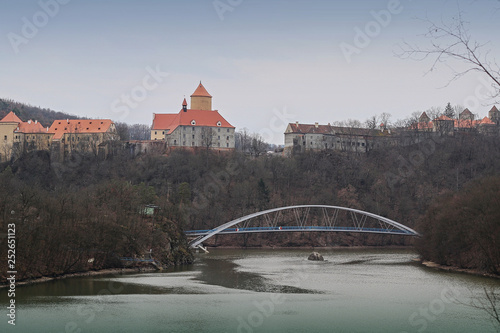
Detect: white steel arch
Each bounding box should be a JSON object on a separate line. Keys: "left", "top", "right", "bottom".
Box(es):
{"left": 188, "top": 205, "right": 420, "bottom": 248}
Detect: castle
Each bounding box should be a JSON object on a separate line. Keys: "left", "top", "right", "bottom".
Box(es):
{"left": 285, "top": 106, "right": 500, "bottom": 154}
{"left": 0, "top": 112, "right": 118, "bottom": 162}
{"left": 151, "top": 82, "right": 235, "bottom": 150}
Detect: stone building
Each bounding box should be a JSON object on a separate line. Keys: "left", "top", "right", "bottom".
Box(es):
{"left": 0, "top": 111, "right": 53, "bottom": 161}
{"left": 284, "top": 122, "right": 388, "bottom": 154}
{"left": 48, "top": 119, "right": 119, "bottom": 157}
{"left": 151, "top": 82, "right": 235, "bottom": 150}
{"left": 0, "top": 111, "right": 119, "bottom": 161}
{"left": 413, "top": 107, "right": 499, "bottom": 134}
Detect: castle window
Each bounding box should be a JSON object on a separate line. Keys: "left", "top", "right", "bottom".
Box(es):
{"left": 227, "top": 129, "right": 229, "bottom": 132}
{"left": 218, "top": 136, "right": 220, "bottom": 140}
{"left": 4, "top": 135, "right": 7, "bottom": 141}
{"left": 226, "top": 143, "right": 229, "bottom": 148}
{"left": 155, "top": 131, "right": 157, "bottom": 135}
{"left": 218, "top": 142, "right": 220, "bottom": 147}
{"left": 86, "top": 128, "right": 89, "bottom": 130}
{"left": 217, "top": 121, "right": 221, "bottom": 127}
{"left": 192, "top": 135, "right": 195, "bottom": 139}
{"left": 191, "top": 120, "right": 196, "bottom": 126}
{"left": 162, "top": 131, "right": 164, "bottom": 135}
{"left": 192, "top": 142, "right": 194, "bottom": 146}
{"left": 218, "top": 128, "right": 220, "bottom": 132}
{"left": 226, "top": 136, "right": 229, "bottom": 140}
{"left": 174, "top": 140, "right": 177, "bottom": 145}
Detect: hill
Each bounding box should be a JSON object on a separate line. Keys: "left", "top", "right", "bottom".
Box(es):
{"left": 0, "top": 98, "right": 82, "bottom": 127}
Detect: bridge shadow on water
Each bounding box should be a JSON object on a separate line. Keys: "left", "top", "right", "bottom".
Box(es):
{"left": 195, "top": 257, "right": 318, "bottom": 294}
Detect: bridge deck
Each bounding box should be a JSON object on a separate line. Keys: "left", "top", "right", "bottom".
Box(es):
{"left": 186, "top": 226, "right": 415, "bottom": 237}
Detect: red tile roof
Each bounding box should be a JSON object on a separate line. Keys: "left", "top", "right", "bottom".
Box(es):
{"left": 15, "top": 120, "right": 48, "bottom": 133}
{"left": 287, "top": 123, "right": 333, "bottom": 134}
{"left": 0, "top": 111, "right": 22, "bottom": 123}
{"left": 434, "top": 115, "right": 454, "bottom": 121}
{"left": 152, "top": 113, "right": 178, "bottom": 130}
{"left": 49, "top": 119, "right": 114, "bottom": 140}
{"left": 152, "top": 109, "right": 234, "bottom": 133}
{"left": 191, "top": 82, "right": 212, "bottom": 98}
{"left": 490, "top": 106, "right": 499, "bottom": 112}
{"left": 478, "top": 116, "right": 495, "bottom": 125}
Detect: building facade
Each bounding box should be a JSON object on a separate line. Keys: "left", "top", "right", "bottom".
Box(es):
{"left": 412, "top": 107, "right": 499, "bottom": 134}
{"left": 284, "top": 122, "right": 388, "bottom": 155}
{"left": 49, "top": 119, "right": 119, "bottom": 156}
{"left": 0, "top": 111, "right": 53, "bottom": 161}
{"left": 151, "top": 82, "right": 235, "bottom": 150}
{"left": 0, "top": 111, "right": 118, "bottom": 161}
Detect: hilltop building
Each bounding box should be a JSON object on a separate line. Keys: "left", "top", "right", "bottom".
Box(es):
{"left": 0, "top": 111, "right": 118, "bottom": 161}
{"left": 151, "top": 82, "right": 235, "bottom": 149}
{"left": 0, "top": 111, "right": 53, "bottom": 161}
{"left": 284, "top": 122, "right": 390, "bottom": 154}
{"left": 48, "top": 119, "right": 119, "bottom": 157}
{"left": 412, "top": 107, "right": 499, "bottom": 135}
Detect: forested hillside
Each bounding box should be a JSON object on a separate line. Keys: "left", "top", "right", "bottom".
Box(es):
{"left": 1, "top": 130, "right": 499, "bottom": 279}
{"left": 0, "top": 98, "right": 81, "bottom": 127}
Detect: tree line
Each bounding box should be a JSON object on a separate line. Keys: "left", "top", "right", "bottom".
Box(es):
{"left": 0, "top": 127, "right": 499, "bottom": 281}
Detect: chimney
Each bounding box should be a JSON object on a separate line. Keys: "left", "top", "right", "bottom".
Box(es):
{"left": 35, "top": 120, "right": 37, "bottom": 124}
{"left": 28, "top": 120, "right": 31, "bottom": 124}
{"left": 67, "top": 119, "right": 69, "bottom": 123}
{"left": 295, "top": 121, "right": 299, "bottom": 125}
{"left": 315, "top": 122, "right": 319, "bottom": 128}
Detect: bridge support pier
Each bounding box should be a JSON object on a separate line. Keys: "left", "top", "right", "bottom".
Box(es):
{"left": 196, "top": 244, "right": 209, "bottom": 254}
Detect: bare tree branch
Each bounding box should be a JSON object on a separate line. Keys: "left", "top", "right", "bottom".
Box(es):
{"left": 396, "top": 10, "right": 500, "bottom": 101}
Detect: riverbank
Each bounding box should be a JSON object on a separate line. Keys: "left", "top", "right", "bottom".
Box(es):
{"left": 0, "top": 266, "right": 158, "bottom": 289}
{"left": 420, "top": 260, "right": 500, "bottom": 279}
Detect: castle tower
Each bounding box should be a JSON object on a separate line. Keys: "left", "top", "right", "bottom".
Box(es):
{"left": 190, "top": 82, "right": 212, "bottom": 111}
{"left": 489, "top": 106, "right": 499, "bottom": 124}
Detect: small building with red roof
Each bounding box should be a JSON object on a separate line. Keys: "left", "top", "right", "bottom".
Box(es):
{"left": 411, "top": 107, "right": 500, "bottom": 135}
{"left": 151, "top": 82, "right": 235, "bottom": 149}
{"left": 0, "top": 111, "right": 53, "bottom": 161}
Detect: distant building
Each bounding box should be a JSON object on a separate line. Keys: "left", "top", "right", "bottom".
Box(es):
{"left": 412, "top": 107, "right": 499, "bottom": 135}
{"left": 49, "top": 119, "right": 119, "bottom": 156}
{"left": 489, "top": 106, "right": 500, "bottom": 125}
{"left": 0, "top": 111, "right": 119, "bottom": 161}
{"left": 284, "top": 122, "right": 389, "bottom": 155}
{"left": 0, "top": 111, "right": 53, "bottom": 161}
{"left": 151, "top": 82, "right": 235, "bottom": 150}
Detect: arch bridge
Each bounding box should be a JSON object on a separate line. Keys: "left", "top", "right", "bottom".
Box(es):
{"left": 186, "top": 205, "right": 420, "bottom": 249}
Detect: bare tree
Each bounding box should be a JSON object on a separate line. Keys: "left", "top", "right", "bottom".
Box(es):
{"left": 201, "top": 127, "right": 214, "bottom": 150}
{"left": 397, "top": 10, "right": 500, "bottom": 102}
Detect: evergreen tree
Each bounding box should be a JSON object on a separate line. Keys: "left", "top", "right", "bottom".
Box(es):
{"left": 444, "top": 102, "right": 455, "bottom": 118}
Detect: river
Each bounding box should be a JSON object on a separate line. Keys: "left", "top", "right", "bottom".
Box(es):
{"left": 2, "top": 248, "right": 499, "bottom": 333}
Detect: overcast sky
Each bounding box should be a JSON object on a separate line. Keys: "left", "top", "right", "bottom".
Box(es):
{"left": 1, "top": 0, "right": 499, "bottom": 143}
